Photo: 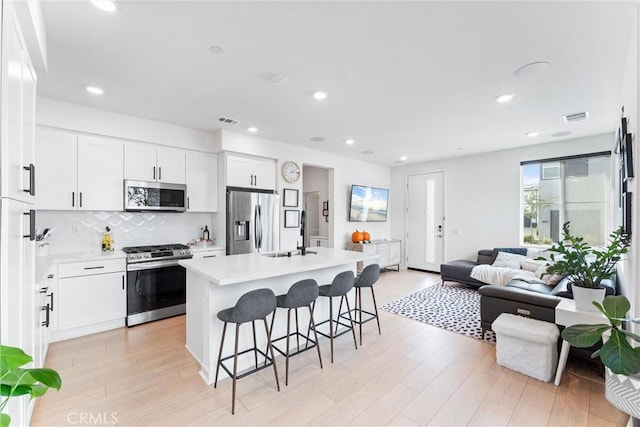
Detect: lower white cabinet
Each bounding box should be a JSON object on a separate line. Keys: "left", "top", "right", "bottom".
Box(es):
{"left": 190, "top": 247, "right": 225, "bottom": 259}
{"left": 51, "top": 258, "right": 126, "bottom": 341}
{"left": 309, "top": 237, "right": 329, "bottom": 247}
{"left": 347, "top": 239, "right": 401, "bottom": 273}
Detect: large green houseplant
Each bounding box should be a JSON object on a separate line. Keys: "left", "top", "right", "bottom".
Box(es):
{"left": 542, "top": 222, "right": 630, "bottom": 311}
{"left": 0, "top": 345, "right": 61, "bottom": 427}
{"left": 544, "top": 222, "right": 630, "bottom": 288}
{"left": 562, "top": 296, "right": 640, "bottom": 421}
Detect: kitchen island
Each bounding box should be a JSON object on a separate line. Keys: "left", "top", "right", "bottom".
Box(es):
{"left": 179, "top": 247, "right": 378, "bottom": 384}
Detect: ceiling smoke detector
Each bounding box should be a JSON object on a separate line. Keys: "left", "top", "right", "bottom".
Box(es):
{"left": 563, "top": 111, "right": 589, "bottom": 123}
{"left": 218, "top": 116, "right": 241, "bottom": 125}
{"left": 270, "top": 74, "right": 288, "bottom": 86}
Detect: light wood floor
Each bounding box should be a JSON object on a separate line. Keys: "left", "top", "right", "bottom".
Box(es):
{"left": 32, "top": 269, "right": 628, "bottom": 426}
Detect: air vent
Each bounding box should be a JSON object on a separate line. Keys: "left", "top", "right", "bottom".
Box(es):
{"left": 563, "top": 111, "right": 589, "bottom": 123}
{"left": 218, "top": 116, "right": 241, "bottom": 125}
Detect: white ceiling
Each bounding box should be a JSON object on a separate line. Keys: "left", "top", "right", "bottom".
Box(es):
{"left": 38, "top": 1, "right": 636, "bottom": 167}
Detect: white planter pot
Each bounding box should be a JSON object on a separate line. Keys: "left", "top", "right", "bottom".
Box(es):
{"left": 572, "top": 286, "right": 606, "bottom": 312}
{"left": 605, "top": 368, "right": 640, "bottom": 419}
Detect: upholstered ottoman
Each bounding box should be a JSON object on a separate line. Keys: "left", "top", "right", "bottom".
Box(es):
{"left": 492, "top": 313, "right": 559, "bottom": 382}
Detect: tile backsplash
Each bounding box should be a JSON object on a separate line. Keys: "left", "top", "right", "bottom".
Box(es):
{"left": 38, "top": 211, "right": 217, "bottom": 254}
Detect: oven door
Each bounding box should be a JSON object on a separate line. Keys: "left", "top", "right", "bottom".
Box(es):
{"left": 126, "top": 260, "right": 186, "bottom": 326}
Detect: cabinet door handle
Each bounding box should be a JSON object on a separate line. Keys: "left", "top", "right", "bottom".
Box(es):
{"left": 153, "top": 166, "right": 156, "bottom": 180}
{"left": 187, "top": 197, "right": 190, "bottom": 210}
{"left": 72, "top": 191, "right": 75, "bottom": 207}
{"left": 84, "top": 266, "right": 105, "bottom": 270}
{"left": 79, "top": 192, "right": 83, "bottom": 208}
{"left": 23, "top": 163, "right": 35, "bottom": 196}
{"left": 254, "top": 175, "right": 257, "bottom": 186}
{"left": 49, "top": 292, "right": 54, "bottom": 312}
{"left": 159, "top": 167, "right": 162, "bottom": 180}
{"left": 23, "top": 210, "right": 36, "bottom": 240}
{"left": 203, "top": 255, "right": 217, "bottom": 258}
{"left": 39, "top": 286, "right": 48, "bottom": 294}
{"left": 122, "top": 275, "right": 125, "bottom": 290}
{"left": 42, "top": 304, "right": 50, "bottom": 327}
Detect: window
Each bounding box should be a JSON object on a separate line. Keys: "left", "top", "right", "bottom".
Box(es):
{"left": 521, "top": 152, "right": 610, "bottom": 246}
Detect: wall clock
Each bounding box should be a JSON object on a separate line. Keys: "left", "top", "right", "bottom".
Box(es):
{"left": 281, "top": 161, "right": 301, "bottom": 183}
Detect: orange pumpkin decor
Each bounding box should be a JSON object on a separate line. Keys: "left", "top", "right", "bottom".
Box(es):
{"left": 351, "top": 230, "right": 364, "bottom": 243}
{"left": 362, "top": 230, "right": 371, "bottom": 242}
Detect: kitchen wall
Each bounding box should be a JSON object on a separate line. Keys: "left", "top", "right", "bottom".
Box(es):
{"left": 37, "top": 211, "right": 216, "bottom": 254}
{"left": 389, "top": 133, "right": 614, "bottom": 265}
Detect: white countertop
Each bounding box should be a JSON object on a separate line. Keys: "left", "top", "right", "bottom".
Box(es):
{"left": 36, "top": 250, "right": 126, "bottom": 282}
{"left": 179, "top": 247, "right": 377, "bottom": 286}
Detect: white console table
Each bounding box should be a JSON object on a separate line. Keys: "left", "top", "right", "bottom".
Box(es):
{"left": 347, "top": 239, "right": 401, "bottom": 273}
{"left": 554, "top": 298, "right": 607, "bottom": 386}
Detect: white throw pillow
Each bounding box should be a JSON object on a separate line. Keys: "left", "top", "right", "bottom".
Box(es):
{"left": 492, "top": 251, "right": 527, "bottom": 270}
{"left": 535, "top": 264, "right": 564, "bottom": 286}
{"left": 521, "top": 258, "right": 546, "bottom": 273}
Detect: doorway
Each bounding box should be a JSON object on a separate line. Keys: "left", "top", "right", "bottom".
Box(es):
{"left": 304, "top": 192, "right": 320, "bottom": 247}
{"left": 406, "top": 172, "right": 444, "bottom": 272}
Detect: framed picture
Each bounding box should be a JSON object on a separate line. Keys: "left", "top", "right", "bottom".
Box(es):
{"left": 284, "top": 210, "right": 299, "bottom": 228}
{"left": 283, "top": 188, "right": 299, "bottom": 207}
{"left": 623, "top": 192, "right": 632, "bottom": 235}
{"left": 624, "top": 133, "right": 634, "bottom": 180}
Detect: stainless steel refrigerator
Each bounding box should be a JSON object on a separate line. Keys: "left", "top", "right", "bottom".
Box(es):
{"left": 226, "top": 187, "right": 280, "bottom": 255}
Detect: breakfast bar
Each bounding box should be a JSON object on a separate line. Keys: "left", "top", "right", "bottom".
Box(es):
{"left": 179, "top": 247, "right": 378, "bottom": 384}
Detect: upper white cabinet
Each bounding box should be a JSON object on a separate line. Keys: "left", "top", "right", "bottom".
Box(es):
{"left": 227, "top": 154, "right": 276, "bottom": 190}
{"left": 186, "top": 152, "right": 218, "bottom": 212}
{"left": 125, "top": 142, "right": 186, "bottom": 184}
{"left": 1, "top": 2, "right": 36, "bottom": 203}
{"left": 35, "top": 128, "right": 124, "bottom": 211}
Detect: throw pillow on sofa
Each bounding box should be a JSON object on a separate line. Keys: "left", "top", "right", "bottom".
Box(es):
{"left": 521, "top": 258, "right": 547, "bottom": 273}
{"left": 492, "top": 252, "right": 527, "bottom": 270}
{"left": 534, "top": 263, "right": 564, "bottom": 285}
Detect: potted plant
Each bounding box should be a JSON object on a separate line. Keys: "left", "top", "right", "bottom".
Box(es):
{"left": 562, "top": 295, "right": 640, "bottom": 423}
{"left": 0, "top": 345, "right": 61, "bottom": 427}
{"left": 543, "top": 222, "right": 630, "bottom": 312}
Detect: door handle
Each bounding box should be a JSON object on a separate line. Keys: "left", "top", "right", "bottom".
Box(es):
{"left": 72, "top": 191, "right": 75, "bottom": 207}
{"left": 187, "top": 197, "right": 190, "bottom": 210}
{"left": 42, "top": 304, "right": 50, "bottom": 327}
{"left": 159, "top": 167, "right": 162, "bottom": 180}
{"left": 49, "top": 292, "right": 54, "bottom": 311}
{"left": 79, "top": 192, "right": 83, "bottom": 208}
{"left": 23, "top": 210, "right": 36, "bottom": 240}
{"left": 23, "top": 163, "right": 35, "bottom": 196}
{"left": 253, "top": 206, "right": 259, "bottom": 249}
{"left": 153, "top": 166, "right": 156, "bottom": 180}
{"left": 257, "top": 205, "right": 263, "bottom": 249}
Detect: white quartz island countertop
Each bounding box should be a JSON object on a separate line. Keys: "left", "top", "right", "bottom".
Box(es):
{"left": 179, "top": 247, "right": 377, "bottom": 286}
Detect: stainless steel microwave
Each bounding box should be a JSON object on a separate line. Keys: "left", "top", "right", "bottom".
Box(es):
{"left": 124, "top": 180, "right": 187, "bottom": 212}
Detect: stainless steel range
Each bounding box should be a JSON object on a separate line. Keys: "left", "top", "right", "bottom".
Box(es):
{"left": 122, "top": 243, "right": 192, "bottom": 326}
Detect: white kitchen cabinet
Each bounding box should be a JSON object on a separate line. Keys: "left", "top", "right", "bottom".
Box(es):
{"left": 125, "top": 142, "right": 186, "bottom": 184}
{"left": 190, "top": 247, "right": 225, "bottom": 259}
{"left": 347, "top": 239, "right": 402, "bottom": 273}
{"left": 35, "top": 129, "right": 124, "bottom": 211}
{"left": 186, "top": 152, "right": 218, "bottom": 212}
{"left": 77, "top": 136, "right": 124, "bottom": 211}
{"left": 55, "top": 258, "right": 126, "bottom": 333}
{"left": 309, "top": 237, "right": 329, "bottom": 247}
{"left": 226, "top": 154, "right": 276, "bottom": 190}
{"left": 1, "top": 2, "right": 36, "bottom": 204}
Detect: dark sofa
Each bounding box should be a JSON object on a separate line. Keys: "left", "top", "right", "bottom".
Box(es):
{"left": 440, "top": 248, "right": 616, "bottom": 336}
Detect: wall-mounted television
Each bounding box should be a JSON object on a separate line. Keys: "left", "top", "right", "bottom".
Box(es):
{"left": 349, "top": 184, "right": 389, "bottom": 222}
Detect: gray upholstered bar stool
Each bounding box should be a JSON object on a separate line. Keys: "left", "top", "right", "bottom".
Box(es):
{"left": 345, "top": 263, "right": 381, "bottom": 345}
{"left": 214, "top": 288, "right": 280, "bottom": 415}
{"left": 312, "top": 270, "right": 358, "bottom": 363}
{"left": 270, "top": 278, "right": 323, "bottom": 386}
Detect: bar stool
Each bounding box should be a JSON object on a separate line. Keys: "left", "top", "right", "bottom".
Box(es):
{"left": 270, "top": 278, "right": 323, "bottom": 386}
{"left": 214, "top": 288, "right": 280, "bottom": 414}
{"left": 312, "top": 270, "right": 358, "bottom": 363}
{"left": 340, "top": 263, "right": 381, "bottom": 345}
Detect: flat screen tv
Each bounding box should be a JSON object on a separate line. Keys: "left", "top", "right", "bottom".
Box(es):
{"left": 349, "top": 185, "right": 389, "bottom": 222}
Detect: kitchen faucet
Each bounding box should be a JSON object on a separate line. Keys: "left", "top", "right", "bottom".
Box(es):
{"left": 297, "top": 210, "right": 306, "bottom": 256}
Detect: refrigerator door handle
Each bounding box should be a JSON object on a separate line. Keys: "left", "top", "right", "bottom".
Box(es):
{"left": 257, "top": 205, "right": 263, "bottom": 249}
{"left": 253, "top": 205, "right": 259, "bottom": 249}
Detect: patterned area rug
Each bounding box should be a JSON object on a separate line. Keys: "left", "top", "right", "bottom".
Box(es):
{"left": 381, "top": 284, "right": 496, "bottom": 343}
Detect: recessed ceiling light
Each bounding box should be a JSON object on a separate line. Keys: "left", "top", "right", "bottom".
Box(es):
{"left": 526, "top": 132, "right": 539, "bottom": 138}
{"left": 310, "top": 136, "right": 325, "bottom": 142}
{"left": 552, "top": 131, "right": 572, "bottom": 137}
{"left": 209, "top": 45, "right": 224, "bottom": 55}
{"left": 514, "top": 61, "right": 549, "bottom": 78}
{"left": 344, "top": 139, "right": 355, "bottom": 145}
{"left": 399, "top": 156, "right": 408, "bottom": 161}
{"left": 313, "top": 91, "right": 328, "bottom": 100}
{"left": 361, "top": 150, "right": 374, "bottom": 155}
{"left": 86, "top": 86, "right": 104, "bottom": 95}
{"left": 91, "top": 1, "right": 116, "bottom": 12}
{"left": 247, "top": 127, "right": 258, "bottom": 133}
{"left": 495, "top": 93, "right": 515, "bottom": 103}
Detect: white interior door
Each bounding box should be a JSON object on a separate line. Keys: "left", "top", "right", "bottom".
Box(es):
{"left": 407, "top": 172, "right": 444, "bottom": 271}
